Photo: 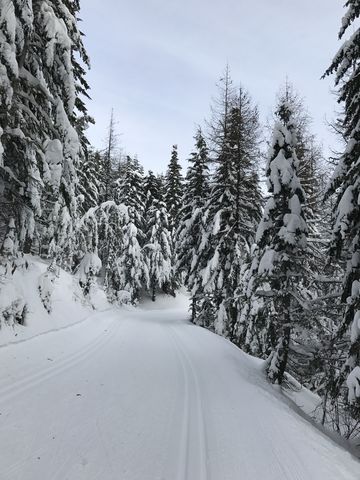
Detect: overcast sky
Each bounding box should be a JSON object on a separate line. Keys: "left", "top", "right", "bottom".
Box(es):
{"left": 80, "top": 0, "right": 345, "bottom": 173}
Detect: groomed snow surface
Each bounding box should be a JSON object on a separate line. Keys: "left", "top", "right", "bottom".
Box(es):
{"left": 1, "top": 285, "right": 360, "bottom": 478}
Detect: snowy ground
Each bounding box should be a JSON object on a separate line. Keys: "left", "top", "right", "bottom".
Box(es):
{"left": 0, "top": 257, "right": 109, "bottom": 347}
{"left": 1, "top": 296, "right": 360, "bottom": 480}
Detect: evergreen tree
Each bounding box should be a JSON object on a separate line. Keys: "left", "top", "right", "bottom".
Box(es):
{"left": 113, "top": 154, "right": 146, "bottom": 250}
{"left": 0, "top": 217, "right": 27, "bottom": 327}
{"left": 275, "top": 86, "right": 332, "bottom": 390}
{"left": 238, "top": 85, "right": 331, "bottom": 389}
{"left": 0, "top": 0, "right": 90, "bottom": 266}
{"left": 77, "top": 149, "right": 101, "bottom": 214}
{"left": 176, "top": 128, "right": 210, "bottom": 319}
{"left": 116, "top": 220, "right": 148, "bottom": 304}
{"left": 112, "top": 156, "right": 148, "bottom": 301}
{"left": 164, "top": 145, "right": 183, "bottom": 230}
{"left": 323, "top": 0, "right": 360, "bottom": 405}
{"left": 240, "top": 99, "right": 308, "bottom": 384}
{"left": 144, "top": 198, "right": 173, "bottom": 301}
{"left": 144, "top": 170, "right": 161, "bottom": 214}
{"left": 114, "top": 156, "right": 144, "bottom": 203}
{"left": 79, "top": 201, "right": 146, "bottom": 304}
{"left": 193, "top": 81, "right": 262, "bottom": 338}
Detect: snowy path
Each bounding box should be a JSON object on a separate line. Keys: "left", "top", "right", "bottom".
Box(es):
{"left": 0, "top": 303, "right": 359, "bottom": 480}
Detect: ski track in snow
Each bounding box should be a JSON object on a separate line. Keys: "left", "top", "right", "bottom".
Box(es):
{"left": 0, "top": 303, "right": 359, "bottom": 480}
{"left": 0, "top": 318, "right": 119, "bottom": 404}
{"left": 166, "top": 326, "right": 208, "bottom": 480}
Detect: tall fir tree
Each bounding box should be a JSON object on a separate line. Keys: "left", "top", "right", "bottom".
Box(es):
{"left": 113, "top": 155, "right": 146, "bottom": 236}
{"left": 144, "top": 170, "right": 161, "bottom": 214}
{"left": 77, "top": 148, "right": 100, "bottom": 214}
{"left": 323, "top": 0, "right": 360, "bottom": 406}
{"left": 0, "top": 0, "right": 90, "bottom": 266}
{"left": 164, "top": 145, "right": 183, "bottom": 231}
{"left": 144, "top": 198, "right": 173, "bottom": 301}
{"left": 238, "top": 99, "right": 308, "bottom": 384}
{"left": 113, "top": 155, "right": 148, "bottom": 301}
{"left": 176, "top": 128, "right": 210, "bottom": 320}
{"left": 193, "top": 79, "right": 262, "bottom": 338}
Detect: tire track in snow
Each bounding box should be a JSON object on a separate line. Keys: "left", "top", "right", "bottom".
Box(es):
{"left": 167, "top": 326, "right": 209, "bottom": 480}
{"left": 0, "top": 317, "right": 119, "bottom": 404}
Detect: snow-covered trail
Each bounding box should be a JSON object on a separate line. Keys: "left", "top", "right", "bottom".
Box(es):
{"left": 0, "top": 303, "right": 359, "bottom": 480}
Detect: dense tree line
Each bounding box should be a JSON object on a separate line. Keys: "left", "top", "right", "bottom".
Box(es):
{"left": 0, "top": 0, "right": 359, "bottom": 440}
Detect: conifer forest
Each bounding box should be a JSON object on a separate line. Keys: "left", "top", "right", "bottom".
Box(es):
{"left": 0, "top": 1, "right": 360, "bottom": 479}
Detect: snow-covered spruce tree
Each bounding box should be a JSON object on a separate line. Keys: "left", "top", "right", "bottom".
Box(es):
{"left": 79, "top": 201, "right": 146, "bottom": 304}
{"left": 0, "top": 218, "right": 27, "bottom": 327}
{"left": 144, "top": 197, "right": 173, "bottom": 301}
{"left": 114, "top": 155, "right": 145, "bottom": 202}
{"left": 286, "top": 96, "right": 343, "bottom": 395}
{"left": 261, "top": 85, "right": 332, "bottom": 387}
{"left": 164, "top": 145, "right": 184, "bottom": 231}
{"left": 114, "top": 155, "right": 145, "bottom": 230}
{"left": 194, "top": 82, "right": 262, "bottom": 338}
{"left": 116, "top": 219, "right": 149, "bottom": 304}
{"left": 0, "top": 0, "right": 90, "bottom": 266}
{"left": 241, "top": 99, "right": 308, "bottom": 384}
{"left": 274, "top": 84, "right": 323, "bottom": 227}
{"left": 77, "top": 148, "right": 101, "bottom": 214}
{"left": 176, "top": 128, "right": 210, "bottom": 320}
{"left": 40, "top": 1, "right": 91, "bottom": 264}
{"left": 144, "top": 170, "right": 161, "bottom": 215}
{"left": 0, "top": 0, "right": 36, "bottom": 248}
{"left": 322, "top": 0, "right": 360, "bottom": 406}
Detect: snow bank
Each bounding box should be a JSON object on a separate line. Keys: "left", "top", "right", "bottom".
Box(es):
{"left": 0, "top": 256, "right": 110, "bottom": 347}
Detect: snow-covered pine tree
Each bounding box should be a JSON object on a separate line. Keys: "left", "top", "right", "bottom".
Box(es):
{"left": 117, "top": 219, "right": 149, "bottom": 304}
{"left": 241, "top": 99, "right": 308, "bottom": 384}
{"left": 322, "top": 0, "right": 360, "bottom": 405}
{"left": 278, "top": 84, "right": 324, "bottom": 238}
{"left": 176, "top": 128, "right": 210, "bottom": 320}
{"left": 114, "top": 155, "right": 145, "bottom": 227}
{"left": 266, "top": 85, "right": 331, "bottom": 387}
{"left": 164, "top": 145, "right": 183, "bottom": 231}
{"left": 195, "top": 82, "right": 262, "bottom": 338}
{"left": 281, "top": 90, "right": 341, "bottom": 393}
{"left": 0, "top": 217, "right": 27, "bottom": 327}
{"left": 77, "top": 148, "right": 101, "bottom": 214}
{"left": 41, "top": 1, "right": 93, "bottom": 268}
{"left": 0, "top": 0, "right": 35, "bottom": 248}
{"left": 0, "top": 0, "right": 90, "bottom": 268}
{"left": 79, "top": 201, "right": 145, "bottom": 304}
{"left": 156, "top": 173, "right": 166, "bottom": 196}
{"left": 0, "top": 0, "right": 37, "bottom": 249}
{"left": 144, "top": 170, "right": 161, "bottom": 214}
{"left": 144, "top": 197, "right": 173, "bottom": 301}
{"left": 114, "top": 156, "right": 146, "bottom": 242}
{"left": 112, "top": 155, "right": 148, "bottom": 302}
